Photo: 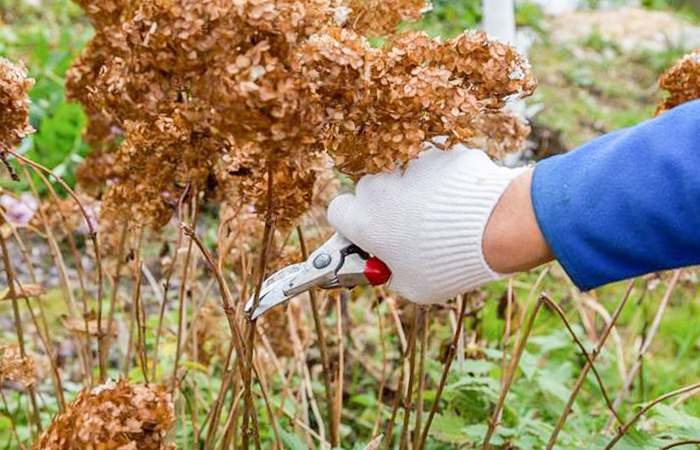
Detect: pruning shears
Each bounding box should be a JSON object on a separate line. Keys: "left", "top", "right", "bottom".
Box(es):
{"left": 244, "top": 233, "right": 392, "bottom": 320}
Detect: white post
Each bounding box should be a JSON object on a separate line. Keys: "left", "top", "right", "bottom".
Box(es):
{"left": 482, "top": 0, "right": 517, "bottom": 44}
{"left": 483, "top": 0, "right": 528, "bottom": 167}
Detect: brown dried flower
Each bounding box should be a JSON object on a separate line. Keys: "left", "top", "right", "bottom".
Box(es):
{"left": 186, "top": 301, "right": 228, "bottom": 364}
{"left": 465, "top": 110, "right": 532, "bottom": 159}
{"left": 342, "top": 0, "right": 431, "bottom": 35}
{"left": 0, "top": 57, "right": 34, "bottom": 147}
{"left": 35, "top": 379, "right": 174, "bottom": 450}
{"left": 0, "top": 343, "right": 36, "bottom": 387}
{"left": 657, "top": 50, "right": 700, "bottom": 115}
{"left": 68, "top": 0, "right": 535, "bottom": 227}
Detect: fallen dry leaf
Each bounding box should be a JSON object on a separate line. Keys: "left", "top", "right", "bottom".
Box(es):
{"left": 0, "top": 283, "right": 43, "bottom": 302}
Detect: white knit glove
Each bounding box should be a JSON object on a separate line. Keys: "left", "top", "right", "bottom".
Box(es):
{"left": 327, "top": 144, "right": 527, "bottom": 305}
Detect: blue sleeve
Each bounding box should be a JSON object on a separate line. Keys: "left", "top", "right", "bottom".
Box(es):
{"left": 531, "top": 99, "right": 700, "bottom": 291}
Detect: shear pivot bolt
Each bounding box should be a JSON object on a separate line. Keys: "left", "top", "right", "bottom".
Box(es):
{"left": 313, "top": 253, "right": 332, "bottom": 269}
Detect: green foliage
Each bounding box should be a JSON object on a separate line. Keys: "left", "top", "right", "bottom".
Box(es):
{"left": 0, "top": 0, "right": 91, "bottom": 190}
{"left": 4, "top": 2, "right": 700, "bottom": 449}
{"left": 416, "top": 0, "right": 482, "bottom": 37}
{"left": 516, "top": 0, "right": 546, "bottom": 33}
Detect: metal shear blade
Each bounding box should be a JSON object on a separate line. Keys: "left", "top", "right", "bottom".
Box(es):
{"left": 243, "top": 233, "right": 391, "bottom": 320}
{"left": 244, "top": 263, "right": 305, "bottom": 320}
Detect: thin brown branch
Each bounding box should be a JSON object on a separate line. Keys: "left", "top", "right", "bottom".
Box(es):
{"left": 385, "top": 348, "right": 406, "bottom": 450}
{"left": 11, "top": 150, "right": 104, "bottom": 381}
{"left": 297, "top": 225, "right": 338, "bottom": 447}
{"left": 0, "top": 222, "right": 41, "bottom": 432}
{"left": 19, "top": 163, "right": 92, "bottom": 381}
{"left": 181, "top": 224, "right": 264, "bottom": 450}
{"left": 418, "top": 294, "right": 469, "bottom": 450}
{"left": 151, "top": 208, "right": 187, "bottom": 381}
{"left": 607, "top": 271, "right": 681, "bottom": 431}
{"left": 99, "top": 220, "right": 129, "bottom": 381}
{"left": 399, "top": 306, "right": 421, "bottom": 450}
{"left": 333, "top": 294, "right": 345, "bottom": 447}
{"left": 413, "top": 308, "right": 429, "bottom": 449}
{"left": 545, "top": 281, "right": 635, "bottom": 449}
{"left": 372, "top": 303, "right": 388, "bottom": 438}
{"left": 0, "top": 210, "right": 66, "bottom": 410}
{"left": 173, "top": 214, "right": 197, "bottom": 393}
{"left": 241, "top": 208, "right": 275, "bottom": 450}
{"left": 659, "top": 440, "right": 700, "bottom": 449}
{"left": 604, "top": 381, "right": 700, "bottom": 450}
{"left": 482, "top": 294, "right": 545, "bottom": 449}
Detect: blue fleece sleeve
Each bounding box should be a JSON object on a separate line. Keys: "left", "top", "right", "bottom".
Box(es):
{"left": 531, "top": 99, "right": 700, "bottom": 291}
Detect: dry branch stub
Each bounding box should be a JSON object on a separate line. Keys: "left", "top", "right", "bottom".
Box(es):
{"left": 67, "top": 0, "right": 536, "bottom": 229}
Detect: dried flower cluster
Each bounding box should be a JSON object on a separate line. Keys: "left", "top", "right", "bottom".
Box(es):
{"left": 0, "top": 343, "right": 36, "bottom": 387}
{"left": 657, "top": 50, "right": 700, "bottom": 115}
{"left": 342, "top": 0, "right": 430, "bottom": 36}
{"left": 35, "top": 379, "right": 174, "bottom": 450}
{"left": 0, "top": 58, "right": 34, "bottom": 148}
{"left": 186, "top": 301, "right": 229, "bottom": 364}
{"left": 68, "top": 0, "right": 535, "bottom": 227}
{"left": 465, "top": 111, "right": 531, "bottom": 158}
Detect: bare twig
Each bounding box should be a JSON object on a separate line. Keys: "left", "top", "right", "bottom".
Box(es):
{"left": 604, "top": 381, "right": 700, "bottom": 450}
{"left": 607, "top": 271, "right": 681, "bottom": 431}
{"left": 0, "top": 221, "right": 42, "bottom": 433}
{"left": 483, "top": 294, "right": 546, "bottom": 449}
{"left": 659, "top": 440, "right": 700, "bottom": 449}
{"left": 100, "top": 220, "right": 129, "bottom": 381}
{"left": 173, "top": 203, "right": 198, "bottom": 393}
{"left": 419, "top": 294, "right": 469, "bottom": 450}
{"left": 413, "top": 308, "right": 429, "bottom": 449}
{"left": 182, "top": 224, "right": 266, "bottom": 450}
{"left": 543, "top": 284, "right": 634, "bottom": 450}
{"left": 151, "top": 193, "right": 188, "bottom": 381}
{"left": 0, "top": 209, "right": 65, "bottom": 410}
{"left": 241, "top": 226, "right": 274, "bottom": 450}
{"left": 372, "top": 303, "right": 389, "bottom": 437}
{"left": 11, "top": 150, "right": 104, "bottom": 381}
{"left": 298, "top": 225, "right": 337, "bottom": 447}
{"left": 399, "top": 306, "right": 421, "bottom": 450}
{"left": 333, "top": 294, "right": 345, "bottom": 447}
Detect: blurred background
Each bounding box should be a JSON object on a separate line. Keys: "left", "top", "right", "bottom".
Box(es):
{"left": 3, "top": 1, "right": 700, "bottom": 449}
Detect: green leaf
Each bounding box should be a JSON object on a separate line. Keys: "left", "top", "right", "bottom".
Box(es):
{"left": 652, "top": 404, "right": 700, "bottom": 440}
{"left": 279, "top": 429, "right": 307, "bottom": 450}
{"left": 653, "top": 404, "right": 700, "bottom": 429}
{"left": 536, "top": 364, "right": 575, "bottom": 404}
{"left": 463, "top": 359, "right": 498, "bottom": 375}
{"left": 519, "top": 349, "right": 538, "bottom": 380}
{"left": 429, "top": 413, "right": 472, "bottom": 444}
{"left": 612, "top": 428, "right": 664, "bottom": 450}
{"left": 181, "top": 360, "right": 209, "bottom": 373}
{"left": 528, "top": 327, "right": 584, "bottom": 354}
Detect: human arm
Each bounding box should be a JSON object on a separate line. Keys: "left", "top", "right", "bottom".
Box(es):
{"left": 328, "top": 99, "right": 700, "bottom": 303}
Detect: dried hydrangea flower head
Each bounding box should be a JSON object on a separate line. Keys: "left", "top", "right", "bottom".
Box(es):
{"left": 0, "top": 343, "right": 36, "bottom": 388}
{"left": 657, "top": 50, "right": 700, "bottom": 115}
{"left": 465, "top": 111, "right": 532, "bottom": 159}
{"left": 342, "top": 0, "right": 431, "bottom": 35}
{"left": 68, "top": 0, "right": 535, "bottom": 228}
{"left": 0, "top": 58, "right": 34, "bottom": 147}
{"left": 35, "top": 379, "right": 174, "bottom": 450}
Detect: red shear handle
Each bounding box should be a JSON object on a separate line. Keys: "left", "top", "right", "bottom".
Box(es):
{"left": 364, "top": 257, "right": 392, "bottom": 286}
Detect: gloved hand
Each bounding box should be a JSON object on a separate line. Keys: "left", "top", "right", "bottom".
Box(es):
{"left": 327, "top": 144, "right": 529, "bottom": 304}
